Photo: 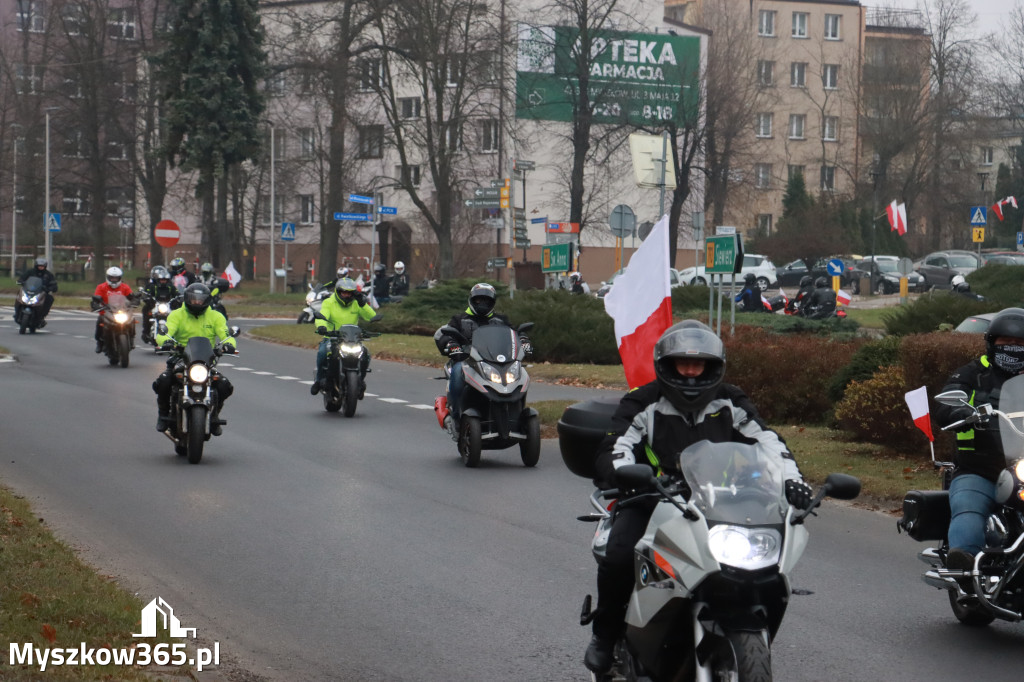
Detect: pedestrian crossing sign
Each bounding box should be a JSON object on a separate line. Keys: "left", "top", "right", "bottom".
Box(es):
{"left": 973, "top": 227, "right": 985, "bottom": 243}
{"left": 970, "top": 206, "right": 987, "bottom": 225}
{"left": 280, "top": 222, "right": 295, "bottom": 241}
{"left": 46, "top": 212, "right": 61, "bottom": 232}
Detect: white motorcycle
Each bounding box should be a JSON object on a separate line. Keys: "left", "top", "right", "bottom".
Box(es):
{"left": 298, "top": 283, "right": 331, "bottom": 324}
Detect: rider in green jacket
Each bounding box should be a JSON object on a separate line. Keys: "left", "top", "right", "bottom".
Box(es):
{"left": 311, "top": 278, "right": 379, "bottom": 396}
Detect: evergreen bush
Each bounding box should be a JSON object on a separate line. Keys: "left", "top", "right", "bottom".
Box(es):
{"left": 502, "top": 289, "right": 619, "bottom": 364}
{"left": 827, "top": 336, "right": 900, "bottom": 403}
{"left": 833, "top": 366, "right": 926, "bottom": 452}
{"left": 965, "top": 264, "right": 1024, "bottom": 308}
{"left": 882, "top": 292, "right": 993, "bottom": 336}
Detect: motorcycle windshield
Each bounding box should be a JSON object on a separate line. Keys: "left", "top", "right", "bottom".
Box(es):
{"left": 107, "top": 292, "right": 130, "bottom": 311}
{"left": 677, "top": 440, "right": 788, "bottom": 526}
{"left": 22, "top": 276, "right": 44, "bottom": 295}
{"left": 183, "top": 336, "right": 216, "bottom": 365}
{"left": 338, "top": 324, "right": 363, "bottom": 343}
{"left": 469, "top": 325, "right": 516, "bottom": 363}
{"left": 998, "top": 375, "right": 1024, "bottom": 464}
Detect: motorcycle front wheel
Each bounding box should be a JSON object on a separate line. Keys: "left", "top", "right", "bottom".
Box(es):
{"left": 948, "top": 591, "right": 995, "bottom": 627}
{"left": 187, "top": 405, "right": 206, "bottom": 464}
{"left": 460, "top": 416, "right": 482, "bottom": 468}
{"left": 117, "top": 334, "right": 130, "bottom": 368}
{"left": 701, "top": 631, "right": 772, "bottom": 682}
{"left": 343, "top": 372, "right": 359, "bottom": 418}
{"left": 297, "top": 311, "right": 310, "bottom": 324}
{"left": 520, "top": 414, "right": 540, "bottom": 467}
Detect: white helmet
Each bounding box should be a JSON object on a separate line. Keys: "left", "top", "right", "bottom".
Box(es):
{"left": 394, "top": 261, "right": 405, "bottom": 274}
{"left": 950, "top": 274, "right": 966, "bottom": 287}
{"left": 106, "top": 266, "right": 124, "bottom": 289}
{"left": 337, "top": 266, "right": 351, "bottom": 279}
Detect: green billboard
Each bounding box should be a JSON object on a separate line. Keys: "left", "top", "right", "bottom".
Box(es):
{"left": 542, "top": 243, "right": 572, "bottom": 273}
{"left": 515, "top": 25, "right": 701, "bottom": 127}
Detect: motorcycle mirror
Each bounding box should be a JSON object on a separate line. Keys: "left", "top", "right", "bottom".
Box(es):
{"left": 157, "top": 321, "right": 168, "bottom": 334}
{"left": 615, "top": 464, "right": 657, "bottom": 490}
{"left": 371, "top": 314, "right": 383, "bottom": 322}
{"left": 517, "top": 322, "right": 535, "bottom": 333}
{"left": 230, "top": 326, "right": 241, "bottom": 337}
{"left": 823, "top": 473, "right": 861, "bottom": 500}
{"left": 440, "top": 325, "right": 467, "bottom": 344}
{"left": 935, "top": 390, "right": 969, "bottom": 407}
{"left": 313, "top": 311, "right": 327, "bottom": 321}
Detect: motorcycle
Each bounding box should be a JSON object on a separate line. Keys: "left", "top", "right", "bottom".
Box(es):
{"left": 93, "top": 292, "right": 137, "bottom": 368}
{"left": 432, "top": 322, "right": 540, "bottom": 468}
{"left": 157, "top": 330, "right": 239, "bottom": 464}
{"left": 315, "top": 321, "right": 380, "bottom": 417}
{"left": 898, "top": 374, "right": 1024, "bottom": 627}
{"left": 298, "top": 283, "right": 331, "bottom": 324}
{"left": 556, "top": 410, "right": 861, "bottom": 681}
{"left": 142, "top": 294, "right": 175, "bottom": 346}
{"left": 15, "top": 275, "right": 50, "bottom": 334}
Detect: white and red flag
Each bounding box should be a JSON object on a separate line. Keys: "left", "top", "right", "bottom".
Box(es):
{"left": 222, "top": 261, "right": 242, "bottom": 288}
{"left": 887, "top": 200, "right": 908, "bottom": 235}
{"left": 992, "top": 196, "right": 1018, "bottom": 221}
{"left": 904, "top": 386, "right": 934, "bottom": 442}
{"left": 604, "top": 214, "right": 673, "bottom": 388}
{"left": 836, "top": 289, "right": 851, "bottom": 306}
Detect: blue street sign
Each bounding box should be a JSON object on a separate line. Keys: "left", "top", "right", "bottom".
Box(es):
{"left": 1018, "top": 232, "right": 1023, "bottom": 247}
{"left": 826, "top": 258, "right": 845, "bottom": 277}
{"left": 348, "top": 194, "right": 373, "bottom": 205}
{"left": 334, "top": 212, "right": 371, "bottom": 221}
{"left": 280, "top": 222, "right": 296, "bottom": 241}
{"left": 530, "top": 216, "right": 548, "bottom": 224}
{"left": 46, "top": 212, "right": 61, "bottom": 232}
{"left": 970, "top": 206, "right": 987, "bottom": 225}
{"left": 378, "top": 206, "right": 397, "bottom": 215}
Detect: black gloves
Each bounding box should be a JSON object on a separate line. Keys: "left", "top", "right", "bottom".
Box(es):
{"left": 161, "top": 341, "right": 175, "bottom": 351}
{"left": 946, "top": 407, "right": 976, "bottom": 432}
{"left": 785, "top": 479, "right": 814, "bottom": 510}
{"left": 356, "top": 292, "right": 367, "bottom": 306}
{"left": 444, "top": 340, "right": 460, "bottom": 356}
{"left": 519, "top": 337, "right": 533, "bottom": 355}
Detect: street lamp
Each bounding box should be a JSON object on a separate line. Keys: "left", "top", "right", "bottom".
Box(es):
{"left": 43, "top": 107, "right": 61, "bottom": 267}
{"left": 870, "top": 156, "right": 885, "bottom": 295}
{"left": 9, "top": 123, "right": 22, "bottom": 278}
{"left": 268, "top": 124, "right": 276, "bottom": 293}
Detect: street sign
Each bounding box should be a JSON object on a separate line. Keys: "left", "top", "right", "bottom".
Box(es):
{"left": 46, "top": 212, "right": 61, "bottom": 233}
{"left": 154, "top": 219, "right": 179, "bottom": 247}
{"left": 826, "top": 258, "right": 845, "bottom": 277}
{"left": 897, "top": 257, "right": 914, "bottom": 275}
{"left": 609, "top": 204, "right": 636, "bottom": 238}
{"left": 490, "top": 179, "right": 505, "bottom": 188}
{"left": 531, "top": 216, "right": 548, "bottom": 224}
{"left": 973, "top": 227, "right": 985, "bottom": 243}
{"left": 1018, "top": 232, "right": 1023, "bottom": 250}
{"left": 334, "top": 212, "right": 371, "bottom": 221}
{"left": 486, "top": 257, "right": 510, "bottom": 269}
{"left": 514, "top": 159, "right": 535, "bottom": 171}
{"left": 542, "top": 243, "right": 572, "bottom": 273}
{"left": 514, "top": 218, "right": 526, "bottom": 227}
{"left": 715, "top": 225, "right": 737, "bottom": 235}
{"left": 474, "top": 188, "right": 500, "bottom": 198}
{"left": 465, "top": 198, "right": 500, "bottom": 208}
{"left": 500, "top": 197, "right": 510, "bottom": 209}
{"left": 548, "top": 222, "right": 579, "bottom": 234}
{"left": 514, "top": 229, "right": 529, "bottom": 239}
{"left": 378, "top": 206, "right": 397, "bottom": 215}
{"left": 280, "top": 222, "right": 296, "bottom": 241}
{"left": 705, "top": 235, "right": 740, "bottom": 274}
{"left": 970, "top": 206, "right": 987, "bottom": 225}
{"left": 500, "top": 187, "right": 510, "bottom": 199}
{"left": 515, "top": 239, "right": 532, "bottom": 249}
{"left": 483, "top": 218, "right": 504, "bottom": 228}
{"left": 348, "top": 193, "right": 373, "bottom": 204}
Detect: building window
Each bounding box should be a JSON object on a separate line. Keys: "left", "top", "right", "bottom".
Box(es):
{"left": 358, "top": 125, "right": 383, "bottom": 158}
{"left": 788, "top": 114, "right": 806, "bottom": 139}
{"left": 61, "top": 4, "right": 84, "bottom": 34}
{"left": 480, "top": 50, "right": 501, "bottom": 84}
{"left": 359, "top": 58, "right": 383, "bottom": 91}
{"left": 758, "top": 10, "right": 776, "bottom": 37}
{"left": 265, "top": 72, "right": 286, "bottom": 97}
{"left": 445, "top": 55, "right": 465, "bottom": 86}
{"left": 823, "top": 116, "right": 838, "bottom": 141}
{"left": 792, "top": 12, "right": 808, "bottom": 38}
{"left": 825, "top": 14, "right": 841, "bottom": 40}
{"left": 114, "top": 68, "right": 137, "bottom": 101}
{"left": 105, "top": 187, "right": 131, "bottom": 217}
{"left": 396, "top": 163, "right": 421, "bottom": 188}
{"left": 757, "top": 60, "right": 775, "bottom": 87}
{"left": 107, "top": 133, "right": 131, "bottom": 160}
{"left": 481, "top": 119, "right": 499, "bottom": 152}
{"left": 399, "top": 97, "right": 421, "bottom": 119}
{"left": 754, "top": 163, "right": 772, "bottom": 189}
{"left": 62, "top": 187, "right": 90, "bottom": 215}
{"left": 820, "top": 165, "right": 836, "bottom": 191}
{"left": 823, "top": 64, "right": 839, "bottom": 90}
{"left": 297, "top": 67, "right": 316, "bottom": 95}
{"left": 756, "top": 113, "right": 773, "bottom": 138}
{"left": 790, "top": 62, "right": 806, "bottom": 87}
{"left": 981, "top": 147, "right": 994, "bottom": 165}
{"left": 756, "top": 214, "right": 773, "bottom": 235}
{"left": 63, "top": 129, "right": 86, "bottom": 159}
{"left": 64, "top": 75, "right": 84, "bottom": 99}
{"left": 264, "top": 130, "right": 286, "bottom": 161}
{"left": 259, "top": 194, "right": 285, "bottom": 225}
{"left": 444, "top": 121, "right": 463, "bottom": 151}
{"left": 16, "top": 64, "right": 44, "bottom": 95}
{"left": 788, "top": 164, "right": 805, "bottom": 181}
{"left": 108, "top": 8, "right": 136, "bottom": 40}
{"left": 298, "top": 128, "right": 315, "bottom": 159}
{"left": 299, "top": 194, "right": 315, "bottom": 224}
{"left": 17, "top": 0, "right": 46, "bottom": 32}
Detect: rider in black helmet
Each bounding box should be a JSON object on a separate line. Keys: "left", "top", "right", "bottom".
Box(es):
{"left": 15, "top": 257, "right": 58, "bottom": 326}
{"left": 735, "top": 272, "right": 766, "bottom": 312}
{"left": 804, "top": 277, "right": 837, "bottom": 319}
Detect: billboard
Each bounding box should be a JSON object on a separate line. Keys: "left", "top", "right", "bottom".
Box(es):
{"left": 516, "top": 25, "right": 700, "bottom": 127}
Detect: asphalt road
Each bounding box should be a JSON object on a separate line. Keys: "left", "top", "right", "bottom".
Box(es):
{"left": 1, "top": 308, "right": 1021, "bottom": 681}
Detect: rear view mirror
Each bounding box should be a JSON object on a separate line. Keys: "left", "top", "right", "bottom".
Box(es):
{"left": 229, "top": 326, "right": 240, "bottom": 337}
{"left": 823, "top": 473, "right": 861, "bottom": 500}
{"left": 615, "top": 464, "right": 656, "bottom": 491}
{"left": 935, "top": 390, "right": 969, "bottom": 407}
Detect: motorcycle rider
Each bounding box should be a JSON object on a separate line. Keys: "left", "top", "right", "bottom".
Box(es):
{"left": 390, "top": 260, "right": 410, "bottom": 297}
{"left": 140, "top": 265, "right": 177, "bottom": 344}
{"left": 583, "top": 320, "right": 812, "bottom": 674}
{"left": 934, "top": 307, "right": 1024, "bottom": 578}
{"left": 15, "top": 257, "right": 58, "bottom": 327}
{"left": 198, "top": 262, "right": 217, "bottom": 287}
{"left": 950, "top": 274, "right": 985, "bottom": 302}
{"left": 91, "top": 266, "right": 135, "bottom": 353}
{"left": 154, "top": 283, "right": 236, "bottom": 434}
{"left": 735, "top": 273, "right": 767, "bottom": 312}
{"left": 434, "top": 283, "right": 511, "bottom": 422}
{"left": 372, "top": 263, "right": 391, "bottom": 304}
{"left": 168, "top": 257, "right": 197, "bottom": 292}
{"left": 569, "top": 271, "right": 590, "bottom": 295}
{"left": 804, "top": 277, "right": 837, "bottom": 319}
{"left": 310, "top": 277, "right": 379, "bottom": 397}
{"left": 323, "top": 266, "right": 352, "bottom": 292}
{"left": 788, "top": 275, "right": 815, "bottom": 315}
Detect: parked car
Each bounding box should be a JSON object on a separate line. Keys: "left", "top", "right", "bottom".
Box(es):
{"left": 982, "top": 251, "right": 1024, "bottom": 266}
{"left": 595, "top": 269, "right": 684, "bottom": 299}
{"left": 955, "top": 312, "right": 996, "bottom": 333}
{"left": 677, "top": 254, "right": 778, "bottom": 290}
{"left": 914, "top": 250, "right": 982, "bottom": 288}
{"left": 850, "top": 256, "right": 927, "bottom": 295}
{"left": 775, "top": 257, "right": 857, "bottom": 289}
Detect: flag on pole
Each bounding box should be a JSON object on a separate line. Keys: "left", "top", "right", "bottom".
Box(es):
{"left": 836, "top": 289, "right": 851, "bottom": 306}
{"left": 904, "top": 386, "right": 934, "bottom": 442}
{"left": 604, "top": 215, "right": 673, "bottom": 388}
{"left": 992, "top": 195, "right": 1018, "bottom": 221}
{"left": 886, "top": 200, "right": 908, "bottom": 235}
{"left": 886, "top": 200, "right": 899, "bottom": 232}
{"left": 223, "top": 261, "right": 242, "bottom": 288}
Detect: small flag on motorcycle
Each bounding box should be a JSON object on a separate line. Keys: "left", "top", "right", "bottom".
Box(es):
{"left": 836, "top": 289, "right": 851, "bottom": 306}
{"left": 905, "top": 387, "right": 933, "bottom": 442}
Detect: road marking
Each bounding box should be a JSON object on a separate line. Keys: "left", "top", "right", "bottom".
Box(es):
{"left": 233, "top": 367, "right": 253, "bottom": 371}
{"left": 0, "top": 356, "right": 14, "bottom": 363}
{"left": 251, "top": 371, "right": 274, "bottom": 376}
{"left": 276, "top": 375, "right": 300, "bottom": 380}
{"left": 73, "top": 335, "right": 88, "bottom": 339}
{"left": 378, "top": 397, "right": 407, "bottom": 404}
{"left": 298, "top": 380, "right": 314, "bottom": 385}
{"left": 219, "top": 362, "right": 235, "bottom": 367}
{"left": 364, "top": 392, "right": 378, "bottom": 397}
{"left": 408, "top": 404, "right": 434, "bottom": 410}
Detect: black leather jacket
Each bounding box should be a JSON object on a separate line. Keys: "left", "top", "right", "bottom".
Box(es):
{"left": 433, "top": 309, "right": 511, "bottom": 354}
{"left": 18, "top": 268, "right": 58, "bottom": 293}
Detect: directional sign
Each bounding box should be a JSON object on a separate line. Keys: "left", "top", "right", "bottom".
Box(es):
{"left": 154, "top": 219, "right": 180, "bottom": 247}
{"left": 483, "top": 218, "right": 504, "bottom": 228}
{"left": 514, "top": 218, "right": 527, "bottom": 227}
{"left": 490, "top": 179, "right": 505, "bottom": 188}
{"left": 705, "top": 235, "right": 739, "bottom": 274}
{"left": 349, "top": 194, "right": 373, "bottom": 205}
{"left": 970, "top": 206, "right": 987, "bottom": 225}
{"left": 973, "top": 227, "right": 985, "bottom": 243}
{"left": 334, "top": 212, "right": 371, "bottom": 221}
{"left": 475, "top": 188, "right": 500, "bottom": 198}
{"left": 514, "top": 159, "right": 535, "bottom": 171}
{"left": 280, "top": 222, "right": 296, "bottom": 241}
{"left": 1018, "top": 232, "right": 1023, "bottom": 249}
{"left": 513, "top": 208, "right": 526, "bottom": 218}
{"left": 548, "top": 222, "right": 580, "bottom": 234}
{"left": 542, "top": 243, "right": 572, "bottom": 272}
{"left": 378, "top": 206, "right": 397, "bottom": 215}
{"left": 465, "top": 198, "right": 501, "bottom": 208}
{"left": 500, "top": 197, "right": 510, "bottom": 209}
{"left": 826, "top": 258, "right": 845, "bottom": 277}
{"left": 486, "top": 257, "right": 510, "bottom": 269}
{"left": 515, "top": 240, "right": 532, "bottom": 249}
{"left": 531, "top": 216, "right": 548, "bottom": 224}
{"left": 514, "top": 230, "right": 529, "bottom": 240}
{"left": 46, "top": 212, "right": 61, "bottom": 233}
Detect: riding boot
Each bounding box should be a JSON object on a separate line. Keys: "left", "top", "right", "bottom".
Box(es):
{"left": 156, "top": 401, "right": 172, "bottom": 432}
{"left": 585, "top": 563, "right": 633, "bottom": 673}
{"left": 210, "top": 403, "right": 225, "bottom": 436}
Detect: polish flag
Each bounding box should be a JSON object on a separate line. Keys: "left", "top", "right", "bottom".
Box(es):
{"left": 604, "top": 214, "right": 673, "bottom": 388}
{"left": 836, "top": 289, "right": 851, "bottom": 306}
{"left": 896, "top": 202, "right": 908, "bottom": 236}
{"left": 992, "top": 196, "right": 1018, "bottom": 221}
{"left": 222, "top": 261, "right": 242, "bottom": 288}
{"left": 886, "top": 200, "right": 899, "bottom": 232}
{"left": 904, "top": 386, "right": 934, "bottom": 442}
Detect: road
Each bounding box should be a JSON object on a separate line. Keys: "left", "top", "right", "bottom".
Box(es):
{"left": 1, "top": 308, "right": 1021, "bottom": 681}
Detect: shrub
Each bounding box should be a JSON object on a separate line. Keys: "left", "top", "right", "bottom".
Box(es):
{"left": 374, "top": 278, "right": 506, "bottom": 335}
{"left": 882, "top": 291, "right": 994, "bottom": 336}
{"left": 899, "top": 332, "right": 984, "bottom": 398}
{"left": 967, "top": 264, "right": 1024, "bottom": 308}
{"left": 502, "top": 289, "right": 619, "bottom": 364}
{"left": 834, "top": 366, "right": 926, "bottom": 452}
{"left": 827, "top": 336, "right": 901, "bottom": 403}
{"left": 672, "top": 285, "right": 718, "bottom": 313}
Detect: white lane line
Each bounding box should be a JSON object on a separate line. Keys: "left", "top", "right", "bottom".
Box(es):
{"left": 378, "top": 397, "right": 407, "bottom": 404}
{"left": 276, "top": 375, "right": 301, "bottom": 381}
{"left": 0, "top": 356, "right": 14, "bottom": 363}
{"left": 408, "top": 404, "right": 434, "bottom": 410}
{"left": 233, "top": 367, "right": 254, "bottom": 371}
{"left": 364, "top": 392, "right": 378, "bottom": 398}
{"left": 298, "top": 380, "right": 315, "bottom": 385}
{"left": 251, "top": 371, "right": 275, "bottom": 376}
{"left": 73, "top": 335, "right": 89, "bottom": 339}
{"left": 56, "top": 332, "right": 68, "bottom": 336}
{"left": 219, "top": 362, "right": 235, "bottom": 367}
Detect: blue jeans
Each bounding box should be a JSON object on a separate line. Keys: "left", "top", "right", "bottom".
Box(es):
{"left": 315, "top": 338, "right": 330, "bottom": 384}
{"left": 948, "top": 473, "right": 997, "bottom": 554}
{"left": 447, "top": 361, "right": 465, "bottom": 420}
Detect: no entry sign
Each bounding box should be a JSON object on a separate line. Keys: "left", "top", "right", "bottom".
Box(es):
{"left": 154, "top": 220, "right": 180, "bottom": 247}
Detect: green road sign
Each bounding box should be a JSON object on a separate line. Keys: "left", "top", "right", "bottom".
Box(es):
{"left": 516, "top": 26, "right": 700, "bottom": 127}
{"left": 465, "top": 198, "right": 501, "bottom": 208}
{"left": 487, "top": 257, "right": 509, "bottom": 269}
{"left": 704, "top": 235, "right": 740, "bottom": 274}
{"left": 542, "top": 243, "right": 572, "bottom": 272}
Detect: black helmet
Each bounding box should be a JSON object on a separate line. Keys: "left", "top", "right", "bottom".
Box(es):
{"left": 744, "top": 272, "right": 757, "bottom": 284}
{"left": 986, "top": 307, "right": 1024, "bottom": 373}
{"left": 814, "top": 277, "right": 828, "bottom": 289}
{"left": 374, "top": 263, "right": 386, "bottom": 274}
{"left": 183, "top": 283, "right": 212, "bottom": 316}
{"left": 799, "top": 275, "right": 813, "bottom": 288}
{"left": 468, "top": 283, "right": 497, "bottom": 316}
{"left": 653, "top": 320, "right": 726, "bottom": 413}
{"left": 169, "top": 257, "right": 186, "bottom": 275}
{"left": 335, "top": 277, "right": 357, "bottom": 304}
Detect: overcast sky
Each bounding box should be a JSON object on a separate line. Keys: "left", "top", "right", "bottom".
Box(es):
{"left": 886, "top": 0, "right": 1019, "bottom": 37}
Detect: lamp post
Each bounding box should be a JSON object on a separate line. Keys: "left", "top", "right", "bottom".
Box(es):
{"left": 269, "top": 124, "right": 276, "bottom": 293}
{"left": 44, "top": 109, "right": 52, "bottom": 266}
{"left": 10, "top": 124, "right": 21, "bottom": 278}
{"left": 870, "top": 158, "right": 884, "bottom": 295}
{"left": 978, "top": 172, "right": 990, "bottom": 257}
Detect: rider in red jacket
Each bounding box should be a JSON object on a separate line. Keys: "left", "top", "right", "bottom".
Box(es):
{"left": 92, "top": 266, "right": 135, "bottom": 353}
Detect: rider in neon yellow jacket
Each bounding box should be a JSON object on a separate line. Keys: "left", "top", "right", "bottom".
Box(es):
{"left": 311, "top": 278, "right": 378, "bottom": 396}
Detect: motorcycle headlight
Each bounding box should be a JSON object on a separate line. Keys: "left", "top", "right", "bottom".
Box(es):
{"left": 188, "top": 364, "right": 209, "bottom": 383}
{"left": 156, "top": 303, "right": 170, "bottom": 314}
{"left": 707, "top": 524, "right": 781, "bottom": 571}
{"left": 305, "top": 291, "right": 316, "bottom": 304}
{"left": 23, "top": 293, "right": 41, "bottom": 305}
{"left": 340, "top": 343, "right": 362, "bottom": 354}
{"left": 505, "top": 361, "right": 521, "bottom": 383}
{"left": 480, "top": 362, "right": 502, "bottom": 384}
{"left": 113, "top": 311, "right": 130, "bottom": 324}
{"left": 1015, "top": 459, "right": 1024, "bottom": 482}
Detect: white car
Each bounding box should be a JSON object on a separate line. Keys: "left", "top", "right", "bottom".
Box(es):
{"left": 677, "top": 254, "right": 778, "bottom": 290}
{"left": 596, "top": 269, "right": 685, "bottom": 298}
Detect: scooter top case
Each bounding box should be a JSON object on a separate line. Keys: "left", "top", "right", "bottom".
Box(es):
{"left": 557, "top": 397, "right": 621, "bottom": 479}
